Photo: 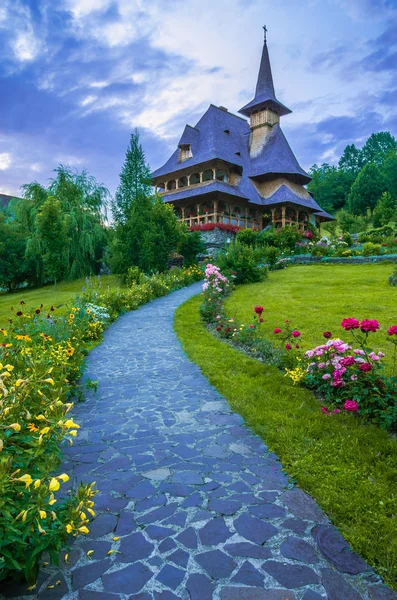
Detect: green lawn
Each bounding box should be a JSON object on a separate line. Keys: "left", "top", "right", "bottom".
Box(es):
{"left": 175, "top": 293, "right": 397, "bottom": 590}
{"left": 225, "top": 263, "right": 397, "bottom": 373}
{"left": 0, "top": 275, "right": 122, "bottom": 329}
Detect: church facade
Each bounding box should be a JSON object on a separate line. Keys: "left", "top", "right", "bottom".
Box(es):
{"left": 152, "top": 33, "right": 334, "bottom": 231}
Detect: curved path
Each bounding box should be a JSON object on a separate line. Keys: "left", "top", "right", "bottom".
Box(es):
{"left": 4, "top": 283, "right": 396, "bottom": 600}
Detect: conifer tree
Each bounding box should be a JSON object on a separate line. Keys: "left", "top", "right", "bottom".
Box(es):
{"left": 112, "top": 129, "right": 153, "bottom": 224}
{"left": 348, "top": 163, "right": 386, "bottom": 216}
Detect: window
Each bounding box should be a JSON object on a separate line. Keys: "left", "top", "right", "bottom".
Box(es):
{"left": 178, "top": 176, "right": 188, "bottom": 188}
{"left": 224, "top": 129, "right": 230, "bottom": 134}
{"left": 166, "top": 180, "right": 176, "bottom": 191}
{"left": 202, "top": 169, "right": 214, "bottom": 182}
{"left": 215, "top": 169, "right": 227, "bottom": 182}
{"left": 178, "top": 144, "right": 192, "bottom": 162}
{"left": 189, "top": 173, "right": 200, "bottom": 185}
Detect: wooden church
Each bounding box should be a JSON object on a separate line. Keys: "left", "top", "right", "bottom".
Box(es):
{"left": 152, "top": 30, "right": 334, "bottom": 231}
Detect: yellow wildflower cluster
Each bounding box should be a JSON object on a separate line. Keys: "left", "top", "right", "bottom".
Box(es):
{"left": 284, "top": 365, "right": 306, "bottom": 385}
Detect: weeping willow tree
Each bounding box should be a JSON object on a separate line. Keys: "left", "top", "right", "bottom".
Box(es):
{"left": 20, "top": 165, "right": 109, "bottom": 285}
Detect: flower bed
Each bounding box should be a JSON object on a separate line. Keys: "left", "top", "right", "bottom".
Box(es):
{"left": 0, "top": 266, "right": 202, "bottom": 585}
{"left": 189, "top": 222, "right": 241, "bottom": 234}
{"left": 200, "top": 265, "right": 397, "bottom": 431}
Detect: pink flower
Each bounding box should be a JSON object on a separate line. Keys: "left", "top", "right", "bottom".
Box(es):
{"left": 249, "top": 325, "right": 254, "bottom": 329}
{"left": 359, "top": 362, "right": 372, "bottom": 372}
{"left": 387, "top": 325, "right": 397, "bottom": 336}
{"left": 333, "top": 409, "right": 341, "bottom": 414}
{"left": 353, "top": 349, "right": 365, "bottom": 355}
{"left": 369, "top": 352, "right": 380, "bottom": 361}
{"left": 285, "top": 320, "right": 289, "bottom": 323}
{"left": 340, "top": 356, "right": 355, "bottom": 367}
{"left": 291, "top": 330, "right": 301, "bottom": 338}
{"left": 254, "top": 306, "right": 264, "bottom": 315}
{"left": 360, "top": 319, "right": 379, "bottom": 333}
{"left": 274, "top": 328, "right": 282, "bottom": 334}
{"left": 331, "top": 379, "right": 345, "bottom": 388}
{"left": 378, "top": 352, "right": 385, "bottom": 357}
{"left": 216, "top": 315, "right": 221, "bottom": 320}
{"left": 344, "top": 400, "right": 359, "bottom": 412}
{"left": 318, "top": 362, "right": 325, "bottom": 369}
{"left": 351, "top": 374, "right": 358, "bottom": 381}
{"left": 341, "top": 318, "right": 360, "bottom": 331}
{"left": 322, "top": 374, "right": 331, "bottom": 380}
{"left": 306, "top": 350, "right": 314, "bottom": 358}
{"left": 323, "top": 331, "right": 332, "bottom": 339}
{"left": 321, "top": 406, "right": 329, "bottom": 414}
{"left": 285, "top": 343, "right": 292, "bottom": 350}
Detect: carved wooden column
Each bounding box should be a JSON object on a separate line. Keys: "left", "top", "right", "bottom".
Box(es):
{"left": 270, "top": 208, "right": 276, "bottom": 225}
{"left": 282, "top": 206, "right": 286, "bottom": 228}
{"left": 181, "top": 206, "right": 185, "bottom": 222}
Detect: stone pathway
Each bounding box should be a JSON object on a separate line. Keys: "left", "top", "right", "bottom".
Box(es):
{"left": 3, "top": 283, "right": 396, "bottom": 600}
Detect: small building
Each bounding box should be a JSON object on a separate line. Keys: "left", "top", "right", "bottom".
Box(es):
{"left": 152, "top": 31, "right": 335, "bottom": 231}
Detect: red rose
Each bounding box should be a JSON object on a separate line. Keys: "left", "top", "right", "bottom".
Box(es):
{"left": 274, "top": 328, "right": 282, "bottom": 334}
{"left": 323, "top": 331, "right": 332, "bottom": 339}
{"left": 295, "top": 344, "right": 300, "bottom": 349}
{"left": 387, "top": 325, "right": 397, "bottom": 336}
{"left": 216, "top": 326, "right": 222, "bottom": 331}
{"left": 291, "top": 330, "right": 301, "bottom": 338}
{"left": 359, "top": 362, "right": 372, "bottom": 372}
{"left": 341, "top": 318, "right": 360, "bottom": 330}
{"left": 249, "top": 325, "right": 254, "bottom": 329}
{"left": 254, "top": 306, "right": 264, "bottom": 315}
{"left": 259, "top": 318, "right": 264, "bottom": 323}
{"left": 360, "top": 319, "right": 379, "bottom": 333}
{"left": 285, "top": 343, "right": 292, "bottom": 350}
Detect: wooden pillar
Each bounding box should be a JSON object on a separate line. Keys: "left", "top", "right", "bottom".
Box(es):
{"left": 199, "top": 172, "right": 203, "bottom": 183}
{"left": 181, "top": 206, "right": 185, "bottom": 221}
{"left": 282, "top": 206, "right": 286, "bottom": 228}
{"left": 270, "top": 208, "right": 275, "bottom": 225}
{"left": 214, "top": 199, "right": 218, "bottom": 223}
{"left": 175, "top": 179, "right": 179, "bottom": 189}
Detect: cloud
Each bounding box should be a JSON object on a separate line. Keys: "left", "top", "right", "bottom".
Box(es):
{"left": 0, "top": 152, "right": 12, "bottom": 170}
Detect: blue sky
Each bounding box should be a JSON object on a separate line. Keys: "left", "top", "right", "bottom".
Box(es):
{"left": 0, "top": 0, "right": 396, "bottom": 197}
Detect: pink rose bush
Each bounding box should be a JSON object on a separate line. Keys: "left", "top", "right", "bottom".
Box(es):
{"left": 200, "top": 264, "right": 232, "bottom": 323}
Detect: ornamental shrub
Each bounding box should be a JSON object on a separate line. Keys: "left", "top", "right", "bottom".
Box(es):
{"left": 215, "top": 242, "right": 267, "bottom": 284}
{"left": 363, "top": 242, "right": 381, "bottom": 256}
{"left": 311, "top": 244, "right": 330, "bottom": 257}
{"left": 236, "top": 228, "right": 259, "bottom": 247}
{"left": 125, "top": 266, "right": 143, "bottom": 286}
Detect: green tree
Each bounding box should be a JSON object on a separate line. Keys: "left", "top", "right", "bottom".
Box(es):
{"left": 372, "top": 192, "right": 397, "bottom": 228}
{"left": 381, "top": 153, "right": 397, "bottom": 199}
{"left": 22, "top": 166, "right": 109, "bottom": 284}
{"left": 338, "top": 143, "right": 362, "bottom": 174}
{"left": 336, "top": 209, "right": 369, "bottom": 234}
{"left": 308, "top": 164, "right": 354, "bottom": 212}
{"left": 152, "top": 198, "right": 183, "bottom": 271}
{"left": 361, "top": 132, "right": 397, "bottom": 168}
{"left": 348, "top": 162, "right": 386, "bottom": 216}
{"left": 178, "top": 230, "right": 206, "bottom": 265}
{"left": 112, "top": 130, "right": 153, "bottom": 225}
{"left": 36, "top": 197, "right": 69, "bottom": 287}
{"left": 0, "top": 214, "right": 27, "bottom": 292}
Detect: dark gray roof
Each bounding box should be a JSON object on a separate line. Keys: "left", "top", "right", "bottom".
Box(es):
{"left": 239, "top": 41, "right": 291, "bottom": 117}
{"left": 249, "top": 124, "right": 310, "bottom": 183}
{"left": 261, "top": 184, "right": 318, "bottom": 209}
{"left": 313, "top": 209, "right": 336, "bottom": 221}
{"left": 152, "top": 105, "right": 248, "bottom": 179}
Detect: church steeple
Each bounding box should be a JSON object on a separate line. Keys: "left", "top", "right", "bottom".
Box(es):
{"left": 239, "top": 29, "right": 291, "bottom": 120}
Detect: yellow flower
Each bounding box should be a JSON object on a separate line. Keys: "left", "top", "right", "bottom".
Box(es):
{"left": 69, "top": 430, "right": 77, "bottom": 437}
{"left": 112, "top": 536, "right": 120, "bottom": 541}
{"left": 86, "top": 550, "right": 94, "bottom": 558}
{"left": 78, "top": 526, "right": 89, "bottom": 534}
{"left": 69, "top": 314, "right": 75, "bottom": 319}
{"left": 87, "top": 508, "right": 95, "bottom": 517}
{"left": 65, "top": 524, "right": 73, "bottom": 534}
{"left": 8, "top": 423, "right": 21, "bottom": 432}
{"left": 44, "top": 378, "right": 55, "bottom": 385}
{"left": 28, "top": 423, "right": 39, "bottom": 432}
{"left": 64, "top": 419, "right": 80, "bottom": 429}
{"left": 39, "top": 510, "right": 47, "bottom": 519}
{"left": 0, "top": 439, "right": 3, "bottom": 452}
{"left": 57, "top": 473, "right": 69, "bottom": 482}
{"left": 15, "top": 379, "right": 25, "bottom": 387}
{"left": 0, "top": 328, "right": 7, "bottom": 336}
{"left": 48, "top": 478, "right": 60, "bottom": 492}
{"left": 17, "top": 474, "right": 33, "bottom": 488}
{"left": 40, "top": 427, "right": 50, "bottom": 435}
{"left": 35, "top": 415, "right": 46, "bottom": 420}
{"left": 37, "top": 522, "right": 46, "bottom": 534}
{"left": 34, "top": 479, "right": 41, "bottom": 489}
{"left": 5, "top": 364, "right": 14, "bottom": 371}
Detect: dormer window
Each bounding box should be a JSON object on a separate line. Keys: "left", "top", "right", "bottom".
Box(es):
{"left": 224, "top": 129, "right": 230, "bottom": 134}
{"left": 178, "top": 144, "right": 192, "bottom": 162}
{"left": 235, "top": 152, "right": 241, "bottom": 156}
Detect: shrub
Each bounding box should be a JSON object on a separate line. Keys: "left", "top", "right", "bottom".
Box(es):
{"left": 125, "top": 266, "right": 143, "bottom": 286}
{"left": 262, "top": 246, "right": 281, "bottom": 269}
{"left": 311, "top": 244, "right": 330, "bottom": 257}
{"left": 236, "top": 228, "right": 258, "bottom": 247}
{"left": 216, "top": 242, "right": 267, "bottom": 284}
{"left": 178, "top": 231, "right": 206, "bottom": 266}
{"left": 199, "top": 264, "right": 232, "bottom": 323}
{"left": 363, "top": 242, "right": 381, "bottom": 256}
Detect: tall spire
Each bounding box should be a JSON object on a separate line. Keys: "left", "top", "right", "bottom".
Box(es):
{"left": 239, "top": 29, "right": 291, "bottom": 118}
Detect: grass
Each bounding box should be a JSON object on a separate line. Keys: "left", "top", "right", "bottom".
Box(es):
{"left": 175, "top": 293, "right": 397, "bottom": 590}
{"left": 0, "top": 275, "right": 122, "bottom": 329}
{"left": 225, "top": 263, "right": 397, "bottom": 373}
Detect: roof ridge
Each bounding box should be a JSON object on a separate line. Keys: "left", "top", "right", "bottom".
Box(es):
{"left": 208, "top": 104, "right": 248, "bottom": 123}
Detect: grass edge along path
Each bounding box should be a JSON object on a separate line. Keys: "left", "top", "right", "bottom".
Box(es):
{"left": 174, "top": 293, "right": 397, "bottom": 591}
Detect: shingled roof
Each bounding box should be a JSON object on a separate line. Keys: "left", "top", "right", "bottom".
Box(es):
{"left": 239, "top": 41, "right": 291, "bottom": 117}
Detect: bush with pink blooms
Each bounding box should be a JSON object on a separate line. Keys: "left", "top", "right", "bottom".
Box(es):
{"left": 199, "top": 264, "right": 233, "bottom": 323}
{"left": 303, "top": 318, "right": 397, "bottom": 429}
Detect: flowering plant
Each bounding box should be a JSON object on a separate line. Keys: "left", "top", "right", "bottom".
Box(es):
{"left": 200, "top": 264, "right": 232, "bottom": 323}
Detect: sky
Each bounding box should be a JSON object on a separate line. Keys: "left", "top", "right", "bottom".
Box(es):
{"left": 0, "top": 0, "right": 396, "bottom": 197}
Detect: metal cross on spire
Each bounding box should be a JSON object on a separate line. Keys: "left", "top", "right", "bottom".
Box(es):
{"left": 263, "top": 25, "right": 268, "bottom": 42}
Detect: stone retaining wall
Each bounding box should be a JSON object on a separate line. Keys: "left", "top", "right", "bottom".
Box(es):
{"left": 286, "top": 254, "right": 397, "bottom": 265}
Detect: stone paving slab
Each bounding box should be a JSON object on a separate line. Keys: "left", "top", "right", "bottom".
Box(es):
{"left": 2, "top": 282, "right": 396, "bottom": 600}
